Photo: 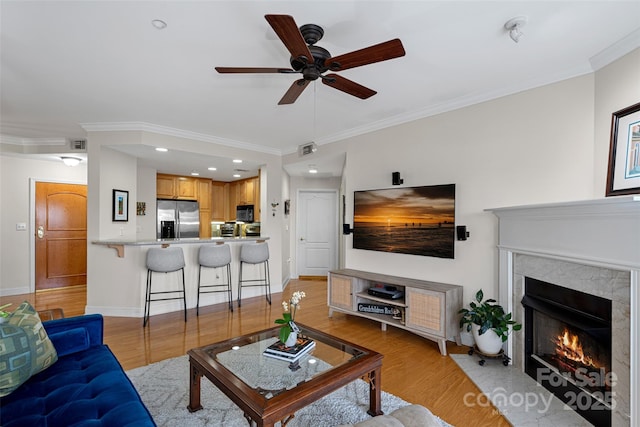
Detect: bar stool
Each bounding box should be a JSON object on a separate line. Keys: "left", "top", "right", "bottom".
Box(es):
{"left": 144, "top": 247, "right": 186, "bottom": 327}
{"left": 237, "top": 242, "right": 271, "bottom": 307}
{"left": 197, "top": 244, "right": 233, "bottom": 314}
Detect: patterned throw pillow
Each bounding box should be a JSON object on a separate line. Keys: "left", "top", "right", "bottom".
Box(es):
{"left": 0, "top": 301, "right": 58, "bottom": 396}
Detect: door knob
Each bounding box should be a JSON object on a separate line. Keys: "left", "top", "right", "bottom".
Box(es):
{"left": 299, "top": 237, "right": 305, "bottom": 241}
{"left": 37, "top": 225, "right": 44, "bottom": 239}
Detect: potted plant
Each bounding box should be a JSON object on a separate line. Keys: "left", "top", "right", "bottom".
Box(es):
{"left": 274, "top": 291, "right": 306, "bottom": 347}
{"left": 459, "top": 289, "right": 521, "bottom": 355}
{"left": 0, "top": 303, "right": 12, "bottom": 323}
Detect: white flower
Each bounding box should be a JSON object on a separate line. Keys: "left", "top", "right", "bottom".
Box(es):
{"left": 290, "top": 291, "right": 306, "bottom": 306}
{"left": 282, "top": 301, "right": 289, "bottom": 312}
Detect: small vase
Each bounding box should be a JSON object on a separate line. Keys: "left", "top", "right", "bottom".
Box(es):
{"left": 472, "top": 324, "right": 503, "bottom": 355}
{"left": 284, "top": 331, "right": 297, "bottom": 347}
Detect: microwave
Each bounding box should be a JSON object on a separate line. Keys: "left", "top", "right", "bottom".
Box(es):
{"left": 236, "top": 205, "right": 254, "bottom": 223}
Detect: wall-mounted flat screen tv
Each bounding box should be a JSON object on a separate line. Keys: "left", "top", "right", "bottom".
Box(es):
{"left": 353, "top": 184, "right": 455, "bottom": 258}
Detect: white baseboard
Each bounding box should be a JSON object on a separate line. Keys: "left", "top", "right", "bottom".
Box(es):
{"left": 0, "top": 285, "right": 31, "bottom": 297}
{"left": 84, "top": 305, "right": 142, "bottom": 317}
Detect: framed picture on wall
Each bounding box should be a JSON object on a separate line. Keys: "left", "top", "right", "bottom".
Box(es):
{"left": 606, "top": 102, "right": 640, "bottom": 196}
{"left": 112, "top": 189, "right": 129, "bottom": 222}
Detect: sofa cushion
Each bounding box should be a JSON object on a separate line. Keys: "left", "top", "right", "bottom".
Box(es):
{"left": 0, "top": 301, "right": 58, "bottom": 397}
{"left": 48, "top": 327, "right": 90, "bottom": 357}
{"left": 0, "top": 344, "right": 156, "bottom": 427}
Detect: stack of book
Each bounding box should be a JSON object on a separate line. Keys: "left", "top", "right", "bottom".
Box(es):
{"left": 263, "top": 336, "right": 316, "bottom": 362}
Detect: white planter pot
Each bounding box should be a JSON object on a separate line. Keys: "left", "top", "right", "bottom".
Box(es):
{"left": 284, "top": 331, "right": 297, "bottom": 347}
{"left": 472, "top": 324, "right": 503, "bottom": 355}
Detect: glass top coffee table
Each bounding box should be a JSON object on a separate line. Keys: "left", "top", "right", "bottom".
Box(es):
{"left": 187, "top": 323, "right": 383, "bottom": 426}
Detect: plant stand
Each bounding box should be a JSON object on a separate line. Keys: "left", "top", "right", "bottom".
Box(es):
{"left": 467, "top": 345, "right": 511, "bottom": 366}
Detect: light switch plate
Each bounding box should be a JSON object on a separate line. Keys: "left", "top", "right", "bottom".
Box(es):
{"left": 16, "top": 223, "right": 27, "bottom": 231}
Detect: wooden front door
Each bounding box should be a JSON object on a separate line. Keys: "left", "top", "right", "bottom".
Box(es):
{"left": 35, "top": 182, "right": 87, "bottom": 290}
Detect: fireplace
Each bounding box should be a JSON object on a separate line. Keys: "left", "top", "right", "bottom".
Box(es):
{"left": 489, "top": 197, "right": 638, "bottom": 426}
{"left": 522, "top": 277, "right": 612, "bottom": 426}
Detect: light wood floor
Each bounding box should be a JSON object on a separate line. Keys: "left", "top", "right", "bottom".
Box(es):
{"left": 1, "top": 280, "right": 510, "bottom": 426}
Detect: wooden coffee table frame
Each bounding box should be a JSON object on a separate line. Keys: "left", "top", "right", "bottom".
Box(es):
{"left": 187, "top": 324, "right": 383, "bottom": 427}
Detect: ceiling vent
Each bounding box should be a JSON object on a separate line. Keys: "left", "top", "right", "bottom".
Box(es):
{"left": 70, "top": 139, "right": 86, "bottom": 150}
{"left": 298, "top": 142, "right": 317, "bottom": 157}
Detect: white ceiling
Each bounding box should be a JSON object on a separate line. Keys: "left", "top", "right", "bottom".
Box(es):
{"left": 1, "top": 1, "right": 639, "bottom": 178}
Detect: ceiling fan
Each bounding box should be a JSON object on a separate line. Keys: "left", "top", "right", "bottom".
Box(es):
{"left": 215, "top": 14, "right": 406, "bottom": 105}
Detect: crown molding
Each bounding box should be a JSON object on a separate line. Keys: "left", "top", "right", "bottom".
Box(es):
{"left": 0, "top": 135, "right": 68, "bottom": 146}
{"left": 80, "top": 122, "right": 282, "bottom": 156}
{"left": 590, "top": 28, "right": 640, "bottom": 71}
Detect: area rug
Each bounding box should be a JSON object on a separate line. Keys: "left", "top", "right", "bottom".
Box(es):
{"left": 127, "top": 355, "right": 451, "bottom": 426}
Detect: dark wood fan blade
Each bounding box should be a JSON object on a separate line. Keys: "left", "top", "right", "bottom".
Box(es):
{"left": 325, "top": 39, "right": 405, "bottom": 71}
{"left": 278, "top": 79, "right": 310, "bottom": 105}
{"left": 265, "top": 15, "right": 314, "bottom": 65}
{"left": 322, "top": 74, "right": 377, "bottom": 99}
{"left": 215, "top": 67, "right": 294, "bottom": 74}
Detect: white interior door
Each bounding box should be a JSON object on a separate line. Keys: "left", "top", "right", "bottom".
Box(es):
{"left": 296, "top": 190, "right": 338, "bottom": 277}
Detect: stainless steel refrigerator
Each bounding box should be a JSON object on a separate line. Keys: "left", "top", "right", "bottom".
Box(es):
{"left": 157, "top": 200, "right": 200, "bottom": 239}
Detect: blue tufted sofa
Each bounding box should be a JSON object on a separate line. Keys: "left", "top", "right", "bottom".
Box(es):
{"left": 0, "top": 314, "right": 156, "bottom": 427}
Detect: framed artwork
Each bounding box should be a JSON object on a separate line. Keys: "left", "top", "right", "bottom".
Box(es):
{"left": 606, "top": 102, "right": 640, "bottom": 196}
{"left": 112, "top": 189, "right": 129, "bottom": 222}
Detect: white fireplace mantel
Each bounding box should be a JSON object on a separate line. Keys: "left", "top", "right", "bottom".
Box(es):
{"left": 487, "top": 195, "right": 639, "bottom": 426}
{"left": 488, "top": 195, "right": 640, "bottom": 270}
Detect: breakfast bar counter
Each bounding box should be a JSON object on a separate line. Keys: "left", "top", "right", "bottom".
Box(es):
{"left": 87, "top": 237, "right": 272, "bottom": 319}
{"left": 92, "top": 236, "right": 268, "bottom": 258}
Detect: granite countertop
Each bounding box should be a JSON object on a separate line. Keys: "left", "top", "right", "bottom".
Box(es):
{"left": 92, "top": 236, "right": 268, "bottom": 246}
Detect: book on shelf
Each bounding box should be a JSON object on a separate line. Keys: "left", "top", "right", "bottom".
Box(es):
{"left": 263, "top": 337, "right": 315, "bottom": 362}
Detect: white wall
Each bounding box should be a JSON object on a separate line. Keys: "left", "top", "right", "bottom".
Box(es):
{"left": 0, "top": 156, "right": 86, "bottom": 295}
{"left": 329, "top": 49, "right": 639, "bottom": 305}
{"left": 593, "top": 48, "right": 640, "bottom": 195}
{"left": 339, "top": 74, "right": 597, "bottom": 302}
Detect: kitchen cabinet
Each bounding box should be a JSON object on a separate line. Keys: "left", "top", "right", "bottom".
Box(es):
{"left": 156, "top": 174, "right": 198, "bottom": 200}
{"left": 198, "top": 179, "right": 211, "bottom": 238}
{"left": 328, "top": 269, "right": 462, "bottom": 356}
{"left": 226, "top": 176, "right": 260, "bottom": 221}
{"left": 211, "top": 181, "right": 227, "bottom": 221}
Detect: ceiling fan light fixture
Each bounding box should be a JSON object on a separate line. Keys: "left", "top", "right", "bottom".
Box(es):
{"left": 61, "top": 156, "right": 81, "bottom": 167}
{"left": 504, "top": 16, "right": 527, "bottom": 43}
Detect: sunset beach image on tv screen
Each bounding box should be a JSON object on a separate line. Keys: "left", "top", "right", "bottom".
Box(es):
{"left": 353, "top": 184, "right": 455, "bottom": 258}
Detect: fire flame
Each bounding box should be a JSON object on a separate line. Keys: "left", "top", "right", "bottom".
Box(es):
{"left": 555, "top": 328, "right": 597, "bottom": 369}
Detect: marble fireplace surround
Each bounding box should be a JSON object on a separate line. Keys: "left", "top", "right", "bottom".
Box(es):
{"left": 489, "top": 196, "right": 639, "bottom": 426}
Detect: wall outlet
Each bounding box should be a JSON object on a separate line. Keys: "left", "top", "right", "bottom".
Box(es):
{"left": 16, "top": 223, "right": 27, "bottom": 231}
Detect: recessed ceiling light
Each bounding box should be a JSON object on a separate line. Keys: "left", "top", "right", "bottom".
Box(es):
{"left": 309, "top": 165, "right": 318, "bottom": 174}
{"left": 233, "top": 174, "right": 241, "bottom": 178}
{"left": 191, "top": 171, "right": 199, "bottom": 176}
{"left": 61, "top": 156, "right": 81, "bottom": 167}
{"left": 151, "top": 19, "right": 167, "bottom": 30}
{"left": 155, "top": 147, "right": 168, "bottom": 152}
{"left": 207, "top": 167, "right": 217, "bottom": 171}
{"left": 233, "top": 159, "right": 242, "bottom": 163}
